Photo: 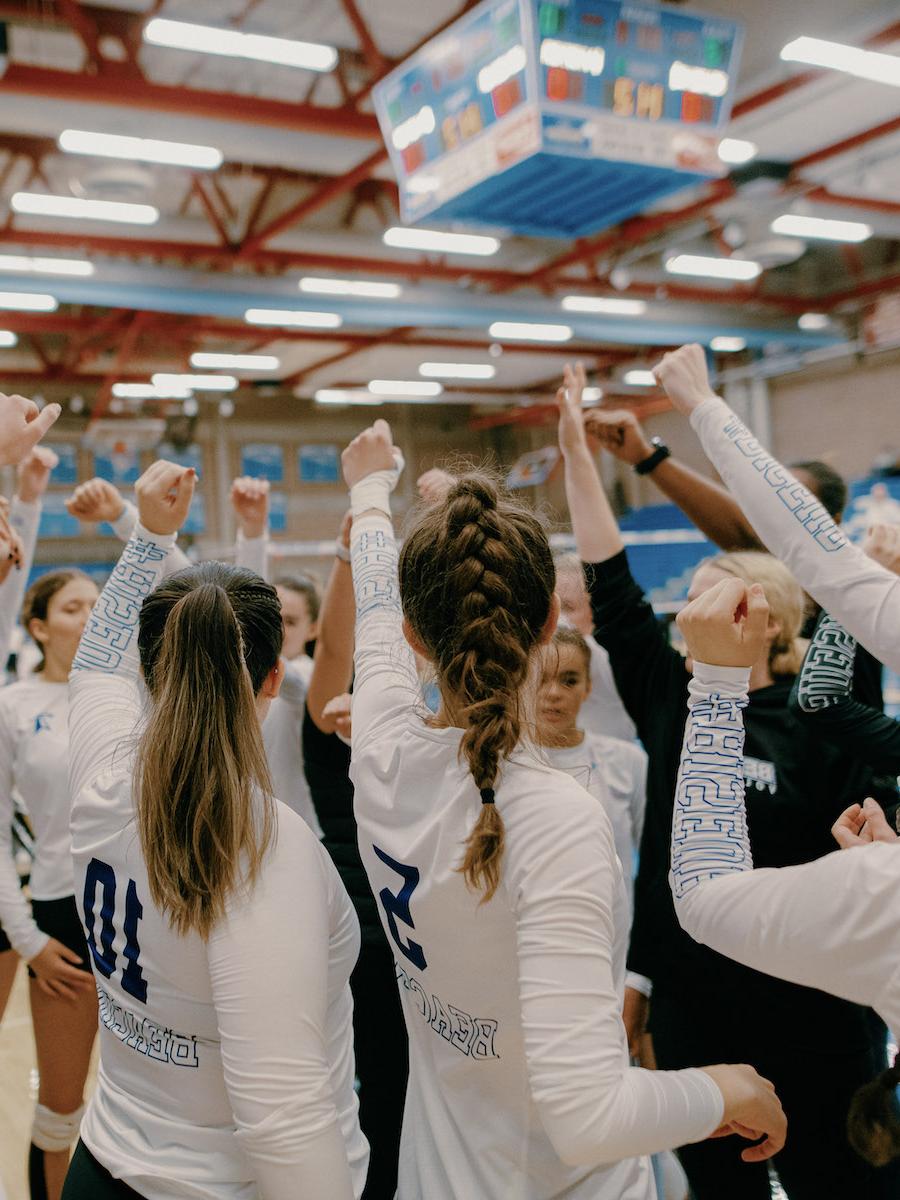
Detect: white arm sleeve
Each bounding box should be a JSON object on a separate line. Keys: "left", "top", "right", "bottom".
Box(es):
{"left": 206, "top": 821, "right": 355, "bottom": 1199}
{"left": 68, "top": 526, "right": 176, "bottom": 802}
{"left": 111, "top": 499, "right": 191, "bottom": 575}
{"left": 506, "top": 786, "right": 723, "bottom": 1168}
{"left": 349, "top": 503, "right": 420, "bottom": 754}
{"left": 235, "top": 530, "right": 269, "bottom": 581}
{"left": 278, "top": 658, "right": 311, "bottom": 710}
{"left": 672, "top": 662, "right": 900, "bottom": 1015}
{"left": 0, "top": 497, "right": 41, "bottom": 662}
{"left": 0, "top": 704, "right": 48, "bottom": 960}
{"left": 691, "top": 397, "right": 900, "bottom": 672}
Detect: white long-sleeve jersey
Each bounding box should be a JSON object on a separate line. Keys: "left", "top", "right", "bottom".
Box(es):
{"left": 348, "top": 501, "right": 723, "bottom": 1200}
{"left": 0, "top": 497, "right": 41, "bottom": 671}
{"left": 69, "top": 525, "right": 367, "bottom": 1200}
{"left": 671, "top": 662, "right": 900, "bottom": 1038}
{"left": 691, "top": 396, "right": 900, "bottom": 673}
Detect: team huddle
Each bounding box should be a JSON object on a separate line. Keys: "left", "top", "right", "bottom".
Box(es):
{"left": 1, "top": 343, "right": 900, "bottom": 1200}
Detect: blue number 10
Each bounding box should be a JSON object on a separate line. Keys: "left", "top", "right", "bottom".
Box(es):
{"left": 83, "top": 857, "right": 148, "bottom": 1004}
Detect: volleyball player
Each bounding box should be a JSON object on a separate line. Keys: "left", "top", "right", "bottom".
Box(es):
{"left": 0, "top": 567, "right": 100, "bottom": 1200}
{"left": 342, "top": 417, "right": 784, "bottom": 1200}
{"left": 62, "top": 460, "right": 367, "bottom": 1199}
{"left": 653, "top": 344, "right": 900, "bottom": 672}
{"left": 671, "top": 575, "right": 900, "bottom": 1168}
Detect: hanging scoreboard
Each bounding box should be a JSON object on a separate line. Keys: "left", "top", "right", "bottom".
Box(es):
{"left": 373, "top": 0, "right": 743, "bottom": 237}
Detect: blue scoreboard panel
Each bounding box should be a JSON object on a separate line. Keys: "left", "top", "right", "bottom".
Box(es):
{"left": 373, "top": 0, "right": 743, "bottom": 237}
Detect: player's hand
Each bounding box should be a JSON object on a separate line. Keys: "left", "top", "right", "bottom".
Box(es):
{"left": 0, "top": 394, "right": 61, "bottom": 466}
{"left": 16, "top": 445, "right": 58, "bottom": 503}
{"left": 29, "top": 938, "right": 94, "bottom": 1002}
{"left": 65, "top": 478, "right": 126, "bottom": 524}
{"left": 417, "top": 468, "right": 457, "bottom": 504}
{"left": 321, "top": 692, "right": 352, "bottom": 740}
{"left": 556, "top": 361, "right": 591, "bottom": 459}
{"left": 622, "top": 986, "right": 649, "bottom": 1059}
{"left": 653, "top": 344, "right": 717, "bottom": 416}
{"left": 342, "top": 419, "right": 399, "bottom": 489}
{"left": 677, "top": 577, "right": 770, "bottom": 669}
{"left": 832, "top": 799, "right": 898, "bottom": 849}
{"left": 863, "top": 524, "right": 900, "bottom": 577}
{"left": 583, "top": 408, "right": 654, "bottom": 466}
{"left": 702, "top": 1063, "right": 787, "bottom": 1162}
{"left": 136, "top": 461, "right": 196, "bottom": 536}
{"left": 0, "top": 506, "right": 24, "bottom": 583}
{"left": 230, "top": 476, "right": 270, "bottom": 539}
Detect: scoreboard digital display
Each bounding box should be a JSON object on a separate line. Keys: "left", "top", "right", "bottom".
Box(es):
{"left": 373, "top": 0, "right": 743, "bottom": 237}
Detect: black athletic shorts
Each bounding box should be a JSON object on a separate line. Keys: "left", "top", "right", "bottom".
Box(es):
{"left": 63, "top": 1141, "right": 143, "bottom": 1199}
{"left": 27, "top": 895, "right": 92, "bottom": 977}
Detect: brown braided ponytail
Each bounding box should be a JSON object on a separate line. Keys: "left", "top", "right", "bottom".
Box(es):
{"left": 399, "top": 472, "right": 555, "bottom": 901}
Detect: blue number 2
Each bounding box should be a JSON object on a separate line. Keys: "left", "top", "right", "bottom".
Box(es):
{"left": 373, "top": 845, "right": 427, "bottom": 971}
{"left": 83, "top": 858, "right": 148, "bottom": 1004}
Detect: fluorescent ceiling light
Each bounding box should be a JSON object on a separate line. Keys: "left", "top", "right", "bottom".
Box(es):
{"left": 710, "top": 336, "right": 746, "bottom": 352}
{"left": 781, "top": 36, "right": 900, "bottom": 88}
{"left": 488, "top": 321, "right": 573, "bottom": 342}
{"left": 245, "top": 308, "right": 343, "bottom": 328}
{"left": 665, "top": 254, "right": 762, "bottom": 281}
{"left": 59, "top": 129, "right": 223, "bottom": 170}
{"left": 582, "top": 386, "right": 604, "bottom": 402}
{"left": 299, "top": 277, "right": 402, "bottom": 299}
{"left": 478, "top": 44, "right": 527, "bottom": 93}
{"left": 144, "top": 18, "right": 337, "bottom": 72}
{"left": 540, "top": 38, "right": 605, "bottom": 76}
{"left": 315, "top": 389, "right": 383, "bottom": 406}
{"left": 0, "top": 292, "right": 58, "bottom": 312}
{"left": 0, "top": 254, "right": 94, "bottom": 276}
{"left": 798, "top": 312, "right": 830, "bottom": 331}
{"left": 0, "top": 331, "right": 18, "bottom": 347}
{"left": 718, "top": 137, "right": 758, "bottom": 165}
{"left": 112, "top": 382, "right": 192, "bottom": 400}
{"left": 152, "top": 373, "right": 238, "bottom": 392}
{"left": 391, "top": 106, "right": 436, "bottom": 151}
{"left": 383, "top": 226, "right": 500, "bottom": 256}
{"left": 368, "top": 379, "right": 443, "bottom": 397}
{"left": 11, "top": 192, "right": 158, "bottom": 225}
{"left": 668, "top": 61, "right": 729, "bottom": 97}
{"left": 561, "top": 295, "right": 647, "bottom": 315}
{"left": 418, "top": 362, "right": 496, "bottom": 380}
{"left": 623, "top": 370, "right": 657, "bottom": 386}
{"left": 771, "top": 213, "right": 872, "bottom": 242}
{"left": 191, "top": 352, "right": 280, "bottom": 371}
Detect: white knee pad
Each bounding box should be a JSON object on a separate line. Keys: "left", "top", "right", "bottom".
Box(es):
{"left": 31, "top": 1101, "right": 85, "bottom": 1153}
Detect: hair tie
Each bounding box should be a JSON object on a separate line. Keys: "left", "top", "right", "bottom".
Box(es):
{"left": 480, "top": 788, "right": 496, "bottom": 805}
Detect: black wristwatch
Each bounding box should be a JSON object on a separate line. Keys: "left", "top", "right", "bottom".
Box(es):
{"left": 634, "top": 437, "right": 671, "bottom": 476}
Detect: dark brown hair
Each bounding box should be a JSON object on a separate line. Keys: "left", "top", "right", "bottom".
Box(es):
{"left": 274, "top": 573, "right": 321, "bottom": 624}
{"left": 847, "top": 1055, "right": 900, "bottom": 1167}
{"left": 399, "top": 472, "right": 555, "bottom": 901}
{"left": 22, "top": 569, "right": 93, "bottom": 669}
{"left": 136, "top": 562, "right": 283, "bottom": 938}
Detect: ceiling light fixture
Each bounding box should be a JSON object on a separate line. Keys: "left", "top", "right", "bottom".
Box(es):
{"left": 798, "top": 312, "right": 830, "bottom": 331}
{"left": 710, "top": 336, "right": 747, "bottom": 352}
{"left": 152, "top": 373, "right": 238, "bottom": 392}
{"left": 59, "top": 129, "right": 224, "bottom": 170}
{"left": 368, "top": 380, "right": 443, "bottom": 397}
{"left": 717, "top": 137, "right": 758, "bottom": 164}
{"left": 665, "top": 253, "right": 762, "bottom": 281}
{"left": 771, "top": 213, "right": 872, "bottom": 242}
{"left": 315, "top": 389, "right": 383, "bottom": 406}
{"left": 244, "top": 308, "right": 343, "bottom": 328}
{"left": 12, "top": 193, "right": 159, "bottom": 225}
{"left": 561, "top": 295, "right": 647, "bottom": 315}
{"left": 144, "top": 18, "right": 337, "bottom": 71}
{"left": 0, "top": 254, "right": 94, "bottom": 276}
{"left": 190, "top": 352, "right": 280, "bottom": 371}
{"left": 299, "top": 277, "right": 402, "bottom": 299}
{"left": 418, "top": 362, "right": 496, "bottom": 380}
{"left": 112, "top": 382, "right": 193, "bottom": 400}
{"left": 781, "top": 36, "right": 900, "bottom": 88}
{"left": 383, "top": 227, "right": 501, "bottom": 256}
{"left": 488, "top": 321, "right": 573, "bottom": 342}
{"left": 0, "top": 292, "right": 58, "bottom": 312}
{"left": 0, "top": 331, "right": 18, "bottom": 347}
{"left": 623, "top": 369, "right": 657, "bottom": 386}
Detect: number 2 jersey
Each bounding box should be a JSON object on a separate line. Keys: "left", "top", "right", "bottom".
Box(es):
{"left": 68, "top": 527, "right": 368, "bottom": 1200}
{"left": 347, "top": 506, "right": 724, "bottom": 1200}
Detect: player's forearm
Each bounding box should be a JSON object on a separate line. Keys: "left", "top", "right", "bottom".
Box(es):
{"left": 649, "top": 458, "right": 761, "bottom": 551}
{"left": 564, "top": 444, "right": 624, "bottom": 564}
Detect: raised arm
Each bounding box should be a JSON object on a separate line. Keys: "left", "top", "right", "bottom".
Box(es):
{"left": 231, "top": 476, "right": 270, "bottom": 580}
{"left": 671, "top": 577, "right": 900, "bottom": 1012}
{"left": 68, "top": 463, "right": 195, "bottom": 801}
{"left": 585, "top": 407, "right": 760, "bottom": 550}
{"left": 0, "top": 447, "right": 56, "bottom": 658}
{"left": 67, "top": 477, "right": 192, "bottom": 574}
{"left": 655, "top": 344, "right": 900, "bottom": 672}
{"left": 307, "top": 512, "right": 355, "bottom": 732}
{"left": 341, "top": 423, "right": 417, "bottom": 753}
